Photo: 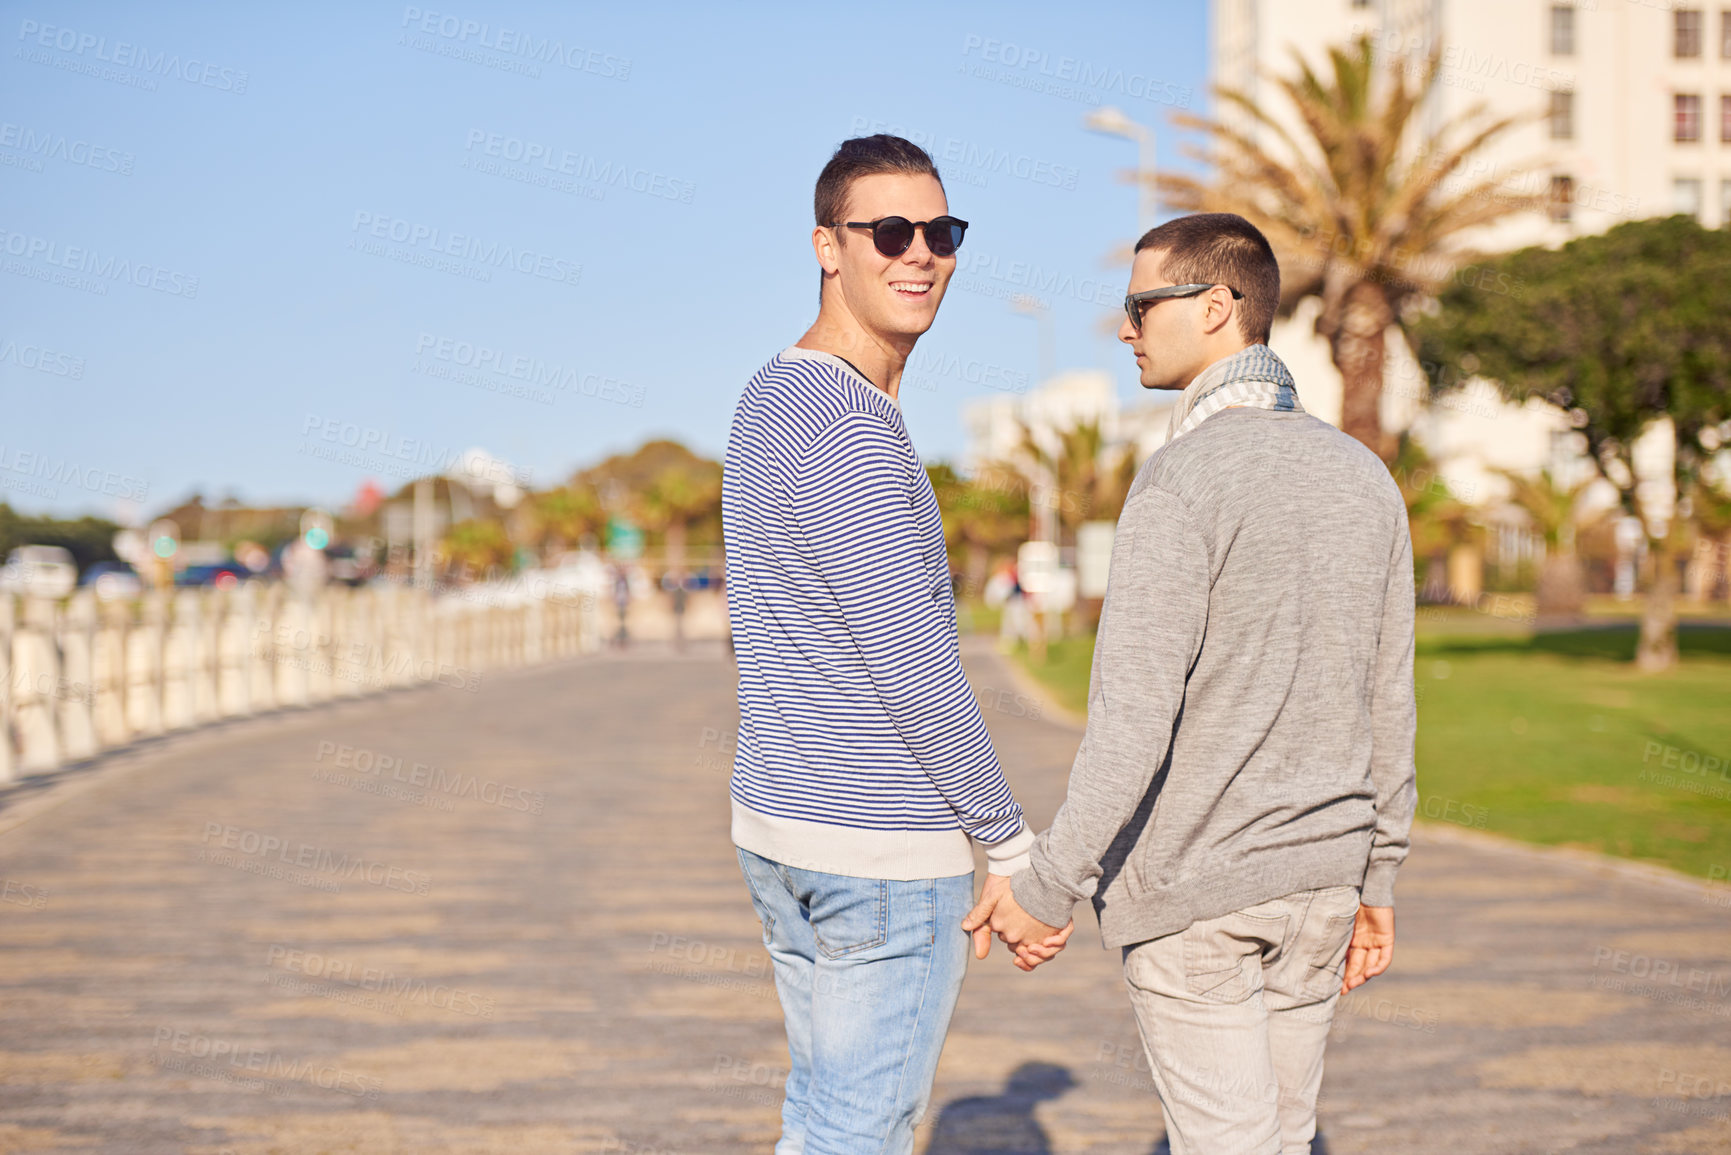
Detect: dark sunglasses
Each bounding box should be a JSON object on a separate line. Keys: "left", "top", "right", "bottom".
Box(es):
{"left": 832, "top": 215, "right": 969, "bottom": 258}
{"left": 1124, "top": 282, "right": 1242, "bottom": 333}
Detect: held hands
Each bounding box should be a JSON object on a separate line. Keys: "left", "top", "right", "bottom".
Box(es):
{"left": 961, "top": 873, "right": 1074, "bottom": 973}
{"left": 1341, "top": 904, "right": 1395, "bottom": 995}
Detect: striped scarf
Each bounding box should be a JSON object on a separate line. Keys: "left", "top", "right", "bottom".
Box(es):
{"left": 1164, "top": 343, "right": 1304, "bottom": 446}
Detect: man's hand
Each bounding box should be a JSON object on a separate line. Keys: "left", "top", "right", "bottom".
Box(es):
{"left": 1011, "top": 921, "right": 1074, "bottom": 972}
{"left": 964, "top": 874, "right": 1014, "bottom": 961}
{"left": 962, "top": 877, "right": 1071, "bottom": 971}
{"left": 1341, "top": 904, "right": 1394, "bottom": 994}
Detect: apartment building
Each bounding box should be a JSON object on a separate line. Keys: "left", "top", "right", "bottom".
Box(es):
{"left": 1211, "top": 0, "right": 1714, "bottom": 529}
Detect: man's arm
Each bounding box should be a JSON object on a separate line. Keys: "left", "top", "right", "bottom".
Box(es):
{"left": 1008, "top": 486, "right": 1211, "bottom": 931}
{"left": 791, "top": 413, "right": 1028, "bottom": 855}
{"left": 1343, "top": 514, "right": 1418, "bottom": 991}
{"left": 1362, "top": 522, "right": 1418, "bottom": 909}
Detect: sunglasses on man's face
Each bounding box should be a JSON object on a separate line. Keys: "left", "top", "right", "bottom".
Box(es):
{"left": 833, "top": 216, "right": 969, "bottom": 259}
{"left": 1123, "top": 282, "right": 1243, "bottom": 334}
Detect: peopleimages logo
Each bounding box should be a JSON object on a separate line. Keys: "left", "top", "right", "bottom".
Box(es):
{"left": 463, "top": 130, "right": 694, "bottom": 203}
{"left": 958, "top": 34, "right": 1193, "bottom": 109}
{"left": 0, "top": 122, "right": 133, "bottom": 174}
{"left": 0, "top": 229, "right": 199, "bottom": 297}
{"left": 15, "top": 19, "right": 249, "bottom": 93}
{"left": 349, "top": 212, "right": 581, "bottom": 287}
{"left": 0, "top": 444, "right": 148, "bottom": 500}
{"left": 398, "top": 7, "right": 630, "bottom": 79}
{"left": 0, "top": 339, "right": 84, "bottom": 379}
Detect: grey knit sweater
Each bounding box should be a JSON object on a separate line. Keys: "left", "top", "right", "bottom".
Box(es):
{"left": 1011, "top": 405, "right": 1418, "bottom": 948}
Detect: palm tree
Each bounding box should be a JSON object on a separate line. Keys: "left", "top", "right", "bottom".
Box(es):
{"left": 1492, "top": 467, "right": 1599, "bottom": 620}
{"left": 1153, "top": 36, "right": 1544, "bottom": 461}
{"left": 1392, "top": 437, "right": 1477, "bottom": 603}
{"left": 1011, "top": 418, "right": 1138, "bottom": 546}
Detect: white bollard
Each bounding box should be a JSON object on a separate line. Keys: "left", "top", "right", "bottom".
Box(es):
{"left": 14, "top": 598, "right": 64, "bottom": 773}
{"left": 58, "top": 591, "right": 99, "bottom": 761}
{"left": 0, "top": 595, "right": 15, "bottom": 783}
{"left": 93, "top": 597, "right": 131, "bottom": 748}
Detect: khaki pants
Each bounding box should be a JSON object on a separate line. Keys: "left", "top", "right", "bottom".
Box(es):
{"left": 1121, "top": 885, "right": 1361, "bottom": 1155}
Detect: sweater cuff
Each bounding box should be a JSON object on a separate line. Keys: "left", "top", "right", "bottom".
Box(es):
{"left": 1360, "top": 861, "right": 1400, "bottom": 908}
{"left": 1010, "top": 863, "right": 1078, "bottom": 930}
{"left": 980, "top": 823, "right": 1035, "bottom": 876}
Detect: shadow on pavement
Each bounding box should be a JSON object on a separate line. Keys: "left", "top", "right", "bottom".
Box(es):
{"left": 1146, "top": 1129, "right": 1331, "bottom": 1154}
{"left": 924, "top": 1062, "right": 1075, "bottom": 1153}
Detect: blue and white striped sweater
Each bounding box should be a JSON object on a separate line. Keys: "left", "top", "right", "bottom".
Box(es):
{"left": 721, "top": 346, "right": 1032, "bottom": 880}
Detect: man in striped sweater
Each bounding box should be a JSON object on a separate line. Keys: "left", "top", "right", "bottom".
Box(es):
{"left": 722, "top": 135, "right": 1067, "bottom": 1154}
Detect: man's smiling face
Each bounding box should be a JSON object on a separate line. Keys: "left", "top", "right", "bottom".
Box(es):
{"left": 828, "top": 172, "right": 955, "bottom": 344}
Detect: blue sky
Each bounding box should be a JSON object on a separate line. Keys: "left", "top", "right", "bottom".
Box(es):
{"left": 3, "top": 1, "right": 1210, "bottom": 522}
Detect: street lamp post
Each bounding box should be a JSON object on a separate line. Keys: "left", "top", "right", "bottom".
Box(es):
{"left": 1010, "top": 293, "right": 1055, "bottom": 384}
{"left": 1085, "top": 105, "right": 1157, "bottom": 234}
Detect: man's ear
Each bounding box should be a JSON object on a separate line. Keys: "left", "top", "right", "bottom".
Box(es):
{"left": 1202, "top": 284, "right": 1237, "bottom": 336}
{"left": 812, "top": 225, "right": 841, "bottom": 277}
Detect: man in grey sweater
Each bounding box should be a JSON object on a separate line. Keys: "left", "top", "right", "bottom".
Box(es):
{"left": 963, "top": 213, "right": 1417, "bottom": 1155}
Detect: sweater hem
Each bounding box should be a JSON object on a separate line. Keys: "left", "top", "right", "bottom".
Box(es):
{"left": 731, "top": 800, "right": 975, "bottom": 881}
{"left": 1096, "top": 855, "right": 1374, "bottom": 949}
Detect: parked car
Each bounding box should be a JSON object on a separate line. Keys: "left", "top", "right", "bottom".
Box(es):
{"left": 175, "top": 562, "right": 249, "bottom": 590}
{"left": 0, "top": 545, "right": 78, "bottom": 599}
{"left": 78, "top": 560, "right": 144, "bottom": 601}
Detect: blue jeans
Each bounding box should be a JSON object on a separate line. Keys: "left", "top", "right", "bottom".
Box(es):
{"left": 736, "top": 847, "right": 973, "bottom": 1155}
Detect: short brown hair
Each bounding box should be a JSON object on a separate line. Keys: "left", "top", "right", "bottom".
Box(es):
{"left": 814, "top": 134, "right": 943, "bottom": 227}
{"left": 812, "top": 135, "right": 944, "bottom": 302}
{"left": 1133, "top": 213, "right": 1279, "bottom": 344}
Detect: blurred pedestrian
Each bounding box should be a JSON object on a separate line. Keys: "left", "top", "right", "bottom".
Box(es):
{"left": 611, "top": 564, "right": 630, "bottom": 649}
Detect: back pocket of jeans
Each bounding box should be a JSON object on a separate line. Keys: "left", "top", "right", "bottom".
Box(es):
{"left": 1302, "top": 887, "right": 1361, "bottom": 998}
{"left": 1182, "top": 910, "right": 1288, "bottom": 1004}
{"left": 813, "top": 879, "right": 889, "bottom": 960}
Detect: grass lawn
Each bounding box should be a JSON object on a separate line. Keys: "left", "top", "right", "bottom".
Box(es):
{"left": 1011, "top": 623, "right": 1731, "bottom": 880}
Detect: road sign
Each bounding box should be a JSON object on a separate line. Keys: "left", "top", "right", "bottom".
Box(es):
{"left": 607, "top": 517, "right": 644, "bottom": 560}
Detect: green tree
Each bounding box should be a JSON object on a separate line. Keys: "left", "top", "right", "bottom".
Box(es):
{"left": 928, "top": 463, "right": 1030, "bottom": 599}
{"left": 1154, "top": 36, "right": 1541, "bottom": 460}
{"left": 440, "top": 518, "right": 515, "bottom": 581}
{"left": 529, "top": 484, "right": 606, "bottom": 558}
{"left": 0, "top": 504, "right": 121, "bottom": 573}
{"left": 1412, "top": 216, "right": 1731, "bottom": 670}
{"left": 636, "top": 463, "right": 722, "bottom": 572}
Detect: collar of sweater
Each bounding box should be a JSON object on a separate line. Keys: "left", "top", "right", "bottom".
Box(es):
{"left": 1164, "top": 344, "right": 1303, "bottom": 446}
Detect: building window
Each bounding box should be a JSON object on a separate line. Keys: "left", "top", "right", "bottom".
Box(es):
{"left": 1674, "top": 177, "right": 1704, "bottom": 220}
{"left": 1549, "top": 175, "right": 1575, "bottom": 223}
{"left": 1722, "top": 10, "right": 1731, "bottom": 57}
{"left": 1351, "top": 0, "right": 1372, "bottom": 7}
{"left": 1676, "top": 9, "right": 1703, "bottom": 57}
{"left": 1721, "top": 179, "right": 1731, "bottom": 227}
{"left": 1551, "top": 5, "right": 1575, "bottom": 55}
{"left": 1724, "top": 94, "right": 1731, "bottom": 142}
{"left": 1549, "top": 90, "right": 1575, "bottom": 139}
{"left": 1676, "top": 93, "right": 1703, "bottom": 141}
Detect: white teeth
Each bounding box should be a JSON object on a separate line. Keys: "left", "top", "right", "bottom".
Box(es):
{"left": 892, "top": 282, "right": 931, "bottom": 293}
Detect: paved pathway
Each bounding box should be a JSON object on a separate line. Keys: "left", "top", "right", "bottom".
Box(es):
{"left": 1, "top": 639, "right": 1728, "bottom": 1154}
